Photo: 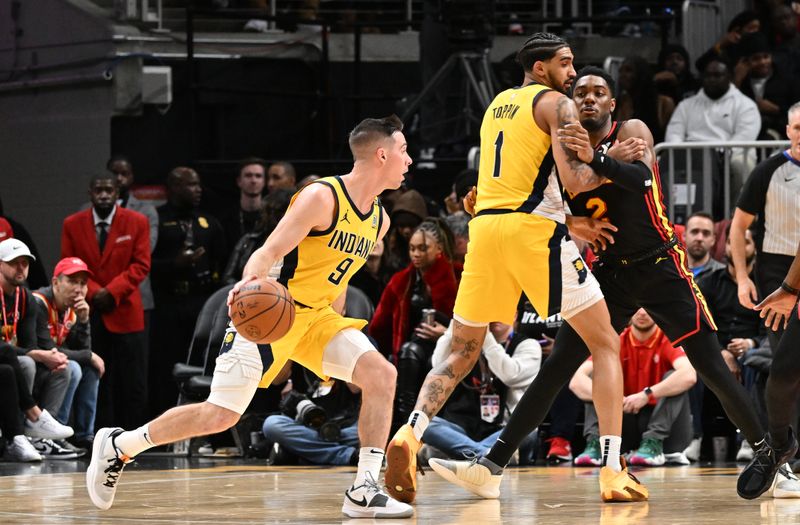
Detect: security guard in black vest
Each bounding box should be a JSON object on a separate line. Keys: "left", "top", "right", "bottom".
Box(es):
{"left": 149, "top": 167, "right": 226, "bottom": 416}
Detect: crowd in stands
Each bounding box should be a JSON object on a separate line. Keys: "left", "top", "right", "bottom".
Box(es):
{"left": 1, "top": 2, "right": 800, "bottom": 473}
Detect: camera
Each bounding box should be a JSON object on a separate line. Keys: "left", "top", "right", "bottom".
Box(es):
{"left": 279, "top": 390, "right": 327, "bottom": 429}
{"left": 280, "top": 390, "right": 348, "bottom": 442}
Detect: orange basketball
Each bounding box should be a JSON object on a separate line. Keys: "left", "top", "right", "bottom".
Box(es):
{"left": 230, "top": 279, "right": 295, "bottom": 344}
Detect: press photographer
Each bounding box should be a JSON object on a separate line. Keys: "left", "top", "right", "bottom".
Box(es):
{"left": 261, "top": 364, "right": 361, "bottom": 465}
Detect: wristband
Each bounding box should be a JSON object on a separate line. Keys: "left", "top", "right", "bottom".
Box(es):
{"left": 588, "top": 151, "right": 616, "bottom": 178}
{"left": 781, "top": 281, "right": 800, "bottom": 296}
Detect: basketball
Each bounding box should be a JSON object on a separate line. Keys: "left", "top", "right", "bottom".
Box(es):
{"left": 230, "top": 279, "right": 295, "bottom": 344}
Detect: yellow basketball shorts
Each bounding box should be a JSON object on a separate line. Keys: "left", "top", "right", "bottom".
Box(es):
{"left": 453, "top": 212, "right": 603, "bottom": 325}
{"left": 258, "top": 305, "right": 367, "bottom": 388}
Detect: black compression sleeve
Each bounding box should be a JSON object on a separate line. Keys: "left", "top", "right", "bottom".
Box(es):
{"left": 588, "top": 151, "right": 652, "bottom": 194}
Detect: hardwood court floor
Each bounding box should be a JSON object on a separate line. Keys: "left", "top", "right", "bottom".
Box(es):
{"left": 0, "top": 458, "right": 798, "bottom": 524}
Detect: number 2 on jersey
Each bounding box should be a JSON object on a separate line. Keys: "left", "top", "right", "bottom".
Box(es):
{"left": 586, "top": 197, "right": 608, "bottom": 221}
{"left": 492, "top": 131, "right": 504, "bottom": 178}
{"left": 328, "top": 257, "right": 354, "bottom": 285}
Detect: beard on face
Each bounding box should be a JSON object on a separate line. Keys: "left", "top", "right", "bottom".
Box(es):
{"left": 688, "top": 244, "right": 708, "bottom": 260}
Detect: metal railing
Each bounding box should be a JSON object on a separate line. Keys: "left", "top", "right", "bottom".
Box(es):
{"left": 655, "top": 140, "right": 790, "bottom": 222}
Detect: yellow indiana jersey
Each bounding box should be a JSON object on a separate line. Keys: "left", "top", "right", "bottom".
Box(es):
{"left": 278, "top": 176, "right": 383, "bottom": 309}
{"left": 475, "top": 83, "right": 561, "bottom": 218}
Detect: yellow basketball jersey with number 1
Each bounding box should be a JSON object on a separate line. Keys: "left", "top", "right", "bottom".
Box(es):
{"left": 475, "top": 83, "right": 559, "bottom": 217}
{"left": 278, "top": 175, "right": 383, "bottom": 309}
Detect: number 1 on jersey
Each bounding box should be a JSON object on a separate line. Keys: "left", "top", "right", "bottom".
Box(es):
{"left": 492, "top": 131, "right": 504, "bottom": 178}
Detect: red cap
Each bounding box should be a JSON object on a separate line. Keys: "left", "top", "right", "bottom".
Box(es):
{"left": 53, "top": 257, "right": 93, "bottom": 278}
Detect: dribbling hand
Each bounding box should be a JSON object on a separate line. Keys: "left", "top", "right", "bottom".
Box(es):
{"left": 227, "top": 274, "right": 260, "bottom": 315}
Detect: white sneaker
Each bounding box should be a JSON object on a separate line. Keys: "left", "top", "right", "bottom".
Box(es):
{"left": 428, "top": 457, "right": 502, "bottom": 499}
{"left": 4, "top": 435, "right": 43, "bottom": 462}
{"left": 684, "top": 437, "right": 701, "bottom": 462}
{"left": 31, "top": 438, "right": 79, "bottom": 459}
{"left": 737, "top": 440, "right": 755, "bottom": 462}
{"left": 664, "top": 452, "right": 691, "bottom": 465}
{"left": 341, "top": 472, "right": 413, "bottom": 518}
{"left": 243, "top": 19, "right": 268, "bottom": 32}
{"left": 769, "top": 464, "right": 800, "bottom": 499}
{"left": 24, "top": 409, "right": 73, "bottom": 440}
{"left": 86, "top": 428, "right": 132, "bottom": 510}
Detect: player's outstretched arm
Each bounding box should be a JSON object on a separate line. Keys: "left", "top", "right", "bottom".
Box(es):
{"left": 541, "top": 92, "right": 605, "bottom": 194}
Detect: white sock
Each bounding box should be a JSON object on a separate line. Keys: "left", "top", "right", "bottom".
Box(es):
{"left": 354, "top": 447, "right": 384, "bottom": 486}
{"left": 407, "top": 411, "right": 429, "bottom": 442}
{"left": 600, "top": 435, "right": 622, "bottom": 472}
{"left": 114, "top": 424, "right": 156, "bottom": 458}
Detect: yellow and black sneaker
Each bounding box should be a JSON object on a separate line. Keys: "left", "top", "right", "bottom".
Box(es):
{"left": 384, "top": 424, "right": 422, "bottom": 503}
{"left": 599, "top": 457, "right": 649, "bottom": 502}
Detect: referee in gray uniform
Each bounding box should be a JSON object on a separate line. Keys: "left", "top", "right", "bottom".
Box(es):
{"left": 730, "top": 101, "right": 800, "bottom": 350}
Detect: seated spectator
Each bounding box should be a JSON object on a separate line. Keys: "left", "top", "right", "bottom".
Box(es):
{"left": 34, "top": 257, "right": 105, "bottom": 454}
{"left": 0, "top": 239, "right": 73, "bottom": 442}
{"left": 571, "top": 309, "right": 696, "bottom": 466}
{"left": 665, "top": 57, "right": 761, "bottom": 209}
{"left": 349, "top": 239, "right": 386, "bottom": 308}
{"left": 770, "top": 3, "right": 800, "bottom": 76}
{"left": 654, "top": 44, "right": 699, "bottom": 104}
{"left": 219, "top": 157, "right": 267, "bottom": 251}
{"left": 0, "top": 359, "right": 42, "bottom": 462}
{"left": 422, "top": 320, "right": 540, "bottom": 463}
{"left": 616, "top": 56, "right": 675, "bottom": 143}
{"left": 262, "top": 367, "right": 361, "bottom": 466}
{"left": 297, "top": 174, "right": 321, "bottom": 190}
{"left": 684, "top": 212, "right": 725, "bottom": 280}
{"left": 443, "top": 168, "right": 478, "bottom": 215}
{"left": 267, "top": 161, "right": 297, "bottom": 193}
{"left": 697, "top": 225, "right": 766, "bottom": 462}
{"left": 444, "top": 212, "right": 469, "bottom": 265}
{"left": 694, "top": 10, "right": 760, "bottom": 77}
{"left": 222, "top": 188, "right": 293, "bottom": 285}
{"left": 369, "top": 219, "right": 458, "bottom": 429}
{"left": 736, "top": 32, "right": 800, "bottom": 139}
{"left": 382, "top": 189, "right": 428, "bottom": 277}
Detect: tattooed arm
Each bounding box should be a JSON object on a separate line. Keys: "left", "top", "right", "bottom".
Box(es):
{"left": 536, "top": 91, "right": 606, "bottom": 194}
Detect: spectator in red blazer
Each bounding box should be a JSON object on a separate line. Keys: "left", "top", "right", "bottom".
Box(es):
{"left": 369, "top": 218, "right": 460, "bottom": 431}
{"left": 61, "top": 174, "right": 151, "bottom": 430}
